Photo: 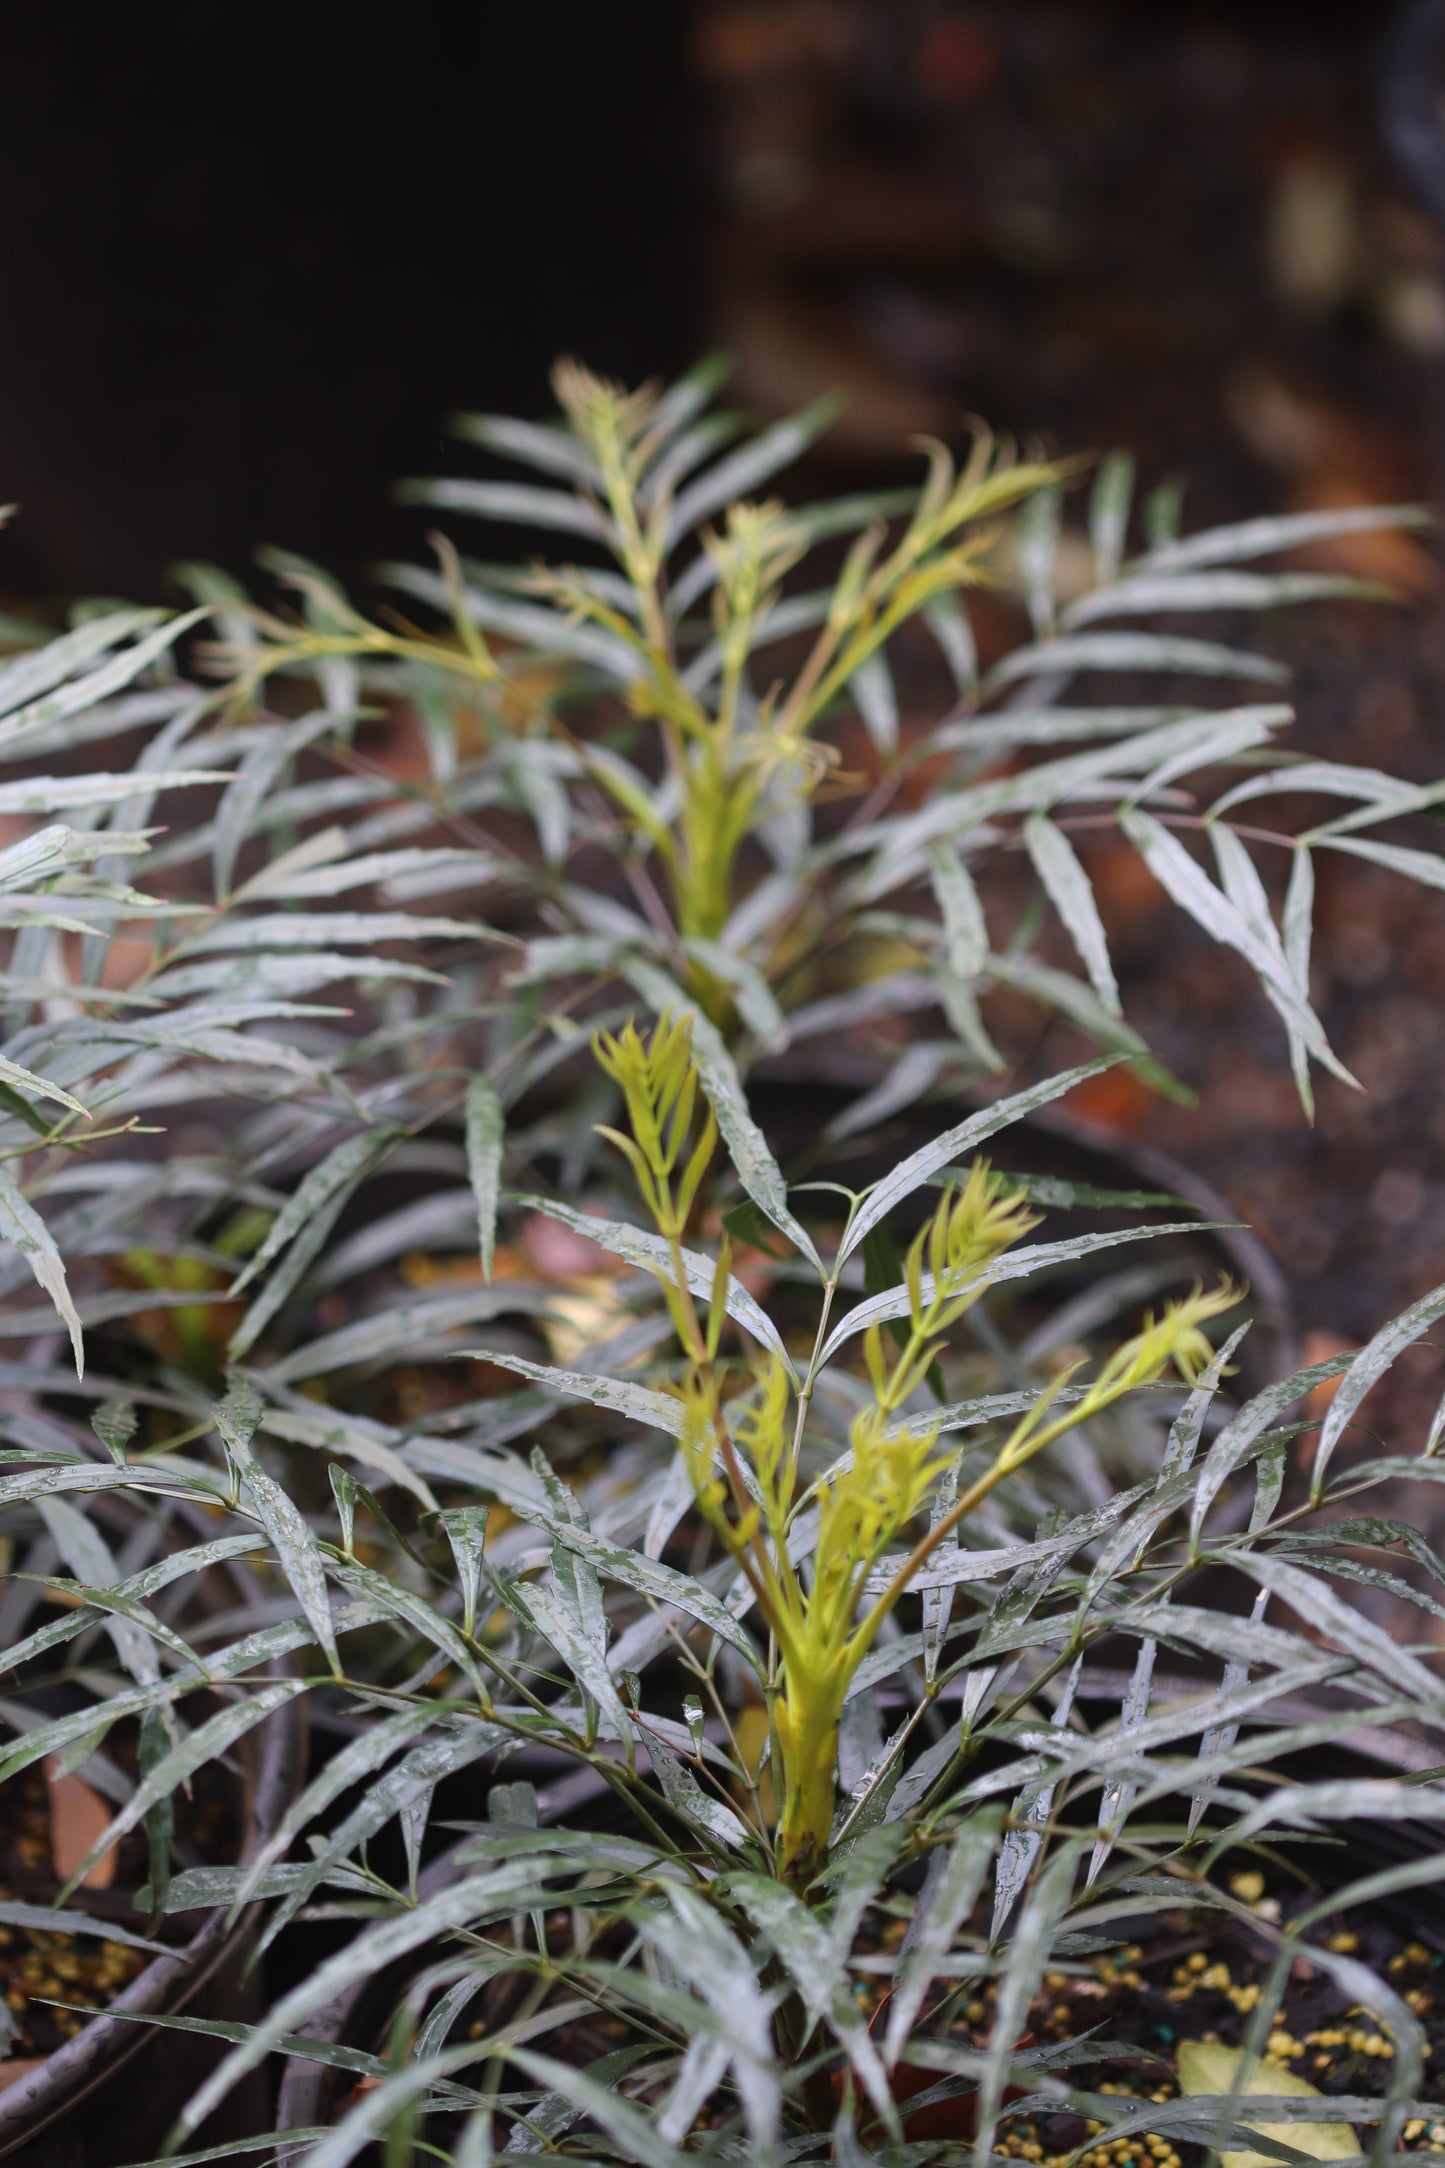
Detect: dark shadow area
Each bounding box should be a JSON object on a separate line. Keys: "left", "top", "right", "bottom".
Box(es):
{"left": 0, "top": 5, "right": 700, "bottom": 600}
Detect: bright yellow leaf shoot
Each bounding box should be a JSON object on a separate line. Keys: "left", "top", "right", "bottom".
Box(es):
{"left": 218, "top": 360, "right": 1065, "bottom": 1022}
{"left": 604, "top": 1022, "right": 1239, "bottom": 1880}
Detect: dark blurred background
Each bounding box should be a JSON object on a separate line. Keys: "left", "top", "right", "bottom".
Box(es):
{"left": 0, "top": 1, "right": 1431, "bottom": 600}
{"left": 4, "top": 0, "right": 1445, "bottom": 1391}
{"left": 0, "top": 6, "right": 700, "bottom": 598}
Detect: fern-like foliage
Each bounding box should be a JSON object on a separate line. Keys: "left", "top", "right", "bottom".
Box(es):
{"left": 231, "top": 357, "right": 1439, "bottom": 1115}
{"left": 0, "top": 359, "right": 1437, "bottom": 1377}
{"left": 0, "top": 366, "right": 1443, "bottom": 2162}
{"left": 4, "top": 1057, "right": 1444, "bottom": 2161}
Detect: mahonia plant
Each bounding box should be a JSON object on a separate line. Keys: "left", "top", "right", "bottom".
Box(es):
{"left": 0, "top": 355, "right": 1439, "bottom": 1382}
{"left": 596, "top": 1013, "right": 1236, "bottom": 1878}
{"left": 22, "top": 1022, "right": 1445, "bottom": 2161}
{"left": 202, "top": 350, "right": 1444, "bottom": 1154}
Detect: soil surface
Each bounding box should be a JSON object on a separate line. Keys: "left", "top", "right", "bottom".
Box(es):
{"left": 863, "top": 1846, "right": 1445, "bottom": 2159}
{"left": 0, "top": 1767, "right": 146, "bottom": 2065}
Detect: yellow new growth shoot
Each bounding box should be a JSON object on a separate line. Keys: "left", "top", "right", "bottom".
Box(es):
{"left": 596, "top": 1016, "right": 1238, "bottom": 1880}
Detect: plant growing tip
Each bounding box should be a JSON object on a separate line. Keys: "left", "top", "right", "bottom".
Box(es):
{"left": 596, "top": 1016, "right": 1240, "bottom": 1879}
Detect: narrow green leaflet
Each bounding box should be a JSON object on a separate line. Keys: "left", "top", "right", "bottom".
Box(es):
{"left": 259, "top": 1406, "right": 435, "bottom": 1507}
{"left": 0, "top": 1901, "right": 167, "bottom": 1955}
{"left": 1065, "top": 568, "right": 1379, "bottom": 624}
{"left": 679, "top": 938, "right": 787, "bottom": 1048}
{"left": 850, "top": 652, "right": 899, "bottom": 759}
{"left": 1189, "top": 1347, "right": 1354, "bottom": 1547}
{"left": 927, "top": 841, "right": 989, "bottom": 981}
{"left": 0, "top": 1533, "right": 265, "bottom": 1681}
{"left": 1024, "top": 814, "right": 1120, "bottom": 1014}
{"left": 229, "top": 1127, "right": 399, "bottom": 1301}
{"left": 90, "top": 1397, "right": 137, "bottom": 1465}
{"left": 405, "top": 476, "right": 608, "bottom": 540}
{"left": 253, "top": 1726, "right": 503, "bottom": 1954}
{"left": 985, "top": 630, "right": 1289, "bottom": 692}
{"left": 643, "top": 1731, "right": 753, "bottom": 1849}
{"left": 0, "top": 1052, "right": 88, "bottom": 1118}
{"left": 1313, "top": 1278, "right": 1445, "bottom": 1498}
{"left": 0, "top": 1162, "right": 83, "bottom": 1372}
{"left": 461, "top": 1350, "right": 684, "bottom": 1436}
{"left": 858, "top": 706, "right": 1288, "bottom": 892}
{"left": 0, "top": 770, "right": 232, "bottom": 815}
{"left": 175, "top": 1865, "right": 573, "bottom": 2141}
{"left": 1136, "top": 501, "right": 1428, "bottom": 573}
{"left": 213, "top": 709, "right": 343, "bottom": 897}
{"left": 0, "top": 608, "right": 165, "bottom": 722}
{"left": 633, "top": 1888, "right": 779, "bottom": 2149}
{"left": 187, "top": 911, "right": 484, "bottom": 953}
{"left": 328, "top": 1558, "right": 485, "bottom": 1698}
{"left": 839, "top": 1056, "right": 1116, "bottom": 1265}
{"left": 1088, "top": 451, "right": 1134, "bottom": 583}
{"left": 450, "top": 407, "right": 600, "bottom": 483}
{"left": 1209, "top": 820, "right": 1314, "bottom": 1115}
{"left": 464, "top": 1073, "right": 505, "bottom": 1278}
{"left": 35, "top": 1496, "right": 160, "bottom": 1687}
{"left": 214, "top": 1394, "right": 340, "bottom": 1676}
{"left": 541, "top": 1517, "right": 761, "bottom": 1671}
{"left": 1121, "top": 808, "right": 1352, "bottom": 1085}
{"left": 286, "top": 2043, "right": 491, "bottom": 2168}
{"left": 511, "top": 1192, "right": 796, "bottom": 1378}
{"left": 0, "top": 608, "right": 206, "bottom": 749}
{"left": 506, "top": 2049, "right": 692, "bottom": 2168}
{"left": 883, "top": 1811, "right": 1000, "bottom": 2066}
{"left": 824, "top": 1221, "right": 1214, "bottom": 1367}
{"left": 667, "top": 394, "right": 838, "bottom": 544}
{"left": 974, "top": 1848, "right": 1078, "bottom": 2159}
{"left": 1282, "top": 844, "right": 1316, "bottom": 1116}
{"left": 991, "top": 1656, "right": 1081, "bottom": 1937}
{"left": 515, "top": 1578, "right": 632, "bottom": 1752}
{"left": 726, "top": 1873, "right": 893, "bottom": 2127}
{"left": 265, "top": 1286, "right": 549, "bottom": 1383}
{"left": 1228, "top": 1550, "right": 1443, "bottom": 1705}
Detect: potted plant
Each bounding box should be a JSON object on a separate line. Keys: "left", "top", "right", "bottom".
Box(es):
{"left": 1, "top": 361, "right": 1433, "bottom": 1444}
{"left": 31, "top": 1017, "right": 1436, "bottom": 2164}
{"left": 1, "top": 365, "right": 1442, "bottom": 2161}
{"left": 96, "top": 358, "right": 1433, "bottom": 1416}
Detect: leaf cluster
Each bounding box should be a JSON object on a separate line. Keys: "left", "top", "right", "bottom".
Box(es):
{"left": 0, "top": 362, "right": 1441, "bottom": 2163}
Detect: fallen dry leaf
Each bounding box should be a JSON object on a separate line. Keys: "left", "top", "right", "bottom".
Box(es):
{"left": 1177, "top": 2040, "right": 1358, "bottom": 2167}
{"left": 43, "top": 1759, "right": 116, "bottom": 1890}
{"left": 1059, "top": 1066, "right": 1158, "bottom": 1136}
{"left": 1299, "top": 1329, "right": 1355, "bottom": 1424}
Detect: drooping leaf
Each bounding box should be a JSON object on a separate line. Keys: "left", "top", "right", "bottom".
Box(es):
{"left": 1311, "top": 1277, "right": 1445, "bottom": 1499}
{"left": 0, "top": 1163, "right": 83, "bottom": 1373}
{"left": 214, "top": 1392, "right": 340, "bottom": 1676}
{"left": 55, "top": 1680, "right": 308, "bottom": 1903}
{"left": 461, "top": 1349, "right": 684, "bottom": 1436}
{"left": 175, "top": 1864, "right": 578, "bottom": 2141}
